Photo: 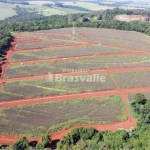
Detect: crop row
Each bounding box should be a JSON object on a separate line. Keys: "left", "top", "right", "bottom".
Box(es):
{"left": 15, "top": 37, "right": 37, "bottom": 42}
{"left": 0, "top": 74, "right": 115, "bottom": 101}
{"left": 22, "top": 33, "right": 75, "bottom": 40}
{"left": 5, "top": 58, "right": 105, "bottom": 78}
{"left": 15, "top": 40, "right": 77, "bottom": 50}
{"left": 9, "top": 45, "right": 130, "bottom": 62}
{"left": 0, "top": 95, "right": 127, "bottom": 136}
{"left": 5, "top": 55, "right": 150, "bottom": 78}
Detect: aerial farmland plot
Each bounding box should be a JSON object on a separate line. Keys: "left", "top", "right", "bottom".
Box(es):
{"left": 0, "top": 28, "right": 150, "bottom": 141}
{"left": 0, "top": 95, "right": 127, "bottom": 136}
{"left": 9, "top": 45, "right": 132, "bottom": 62}
{"left": 5, "top": 58, "right": 106, "bottom": 78}
{"left": 22, "top": 32, "right": 75, "bottom": 40}
{"left": 0, "top": 73, "right": 116, "bottom": 102}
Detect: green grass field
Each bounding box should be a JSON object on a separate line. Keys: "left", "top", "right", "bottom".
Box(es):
{"left": 54, "top": 6, "right": 89, "bottom": 14}
{"left": 0, "top": 2, "right": 17, "bottom": 20}
{"left": 0, "top": 8, "right": 16, "bottom": 20}
{"left": 21, "top": 5, "right": 66, "bottom": 16}
{"left": 63, "top": 2, "right": 112, "bottom": 10}
{"left": 21, "top": 5, "right": 89, "bottom": 16}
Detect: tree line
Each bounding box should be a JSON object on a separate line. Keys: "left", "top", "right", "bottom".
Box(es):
{"left": 0, "top": 8, "right": 149, "bottom": 35}
{"left": 54, "top": 2, "right": 91, "bottom": 12}
{"left": 0, "top": 30, "right": 12, "bottom": 67}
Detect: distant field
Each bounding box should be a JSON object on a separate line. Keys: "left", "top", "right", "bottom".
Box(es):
{"left": 0, "top": 8, "right": 16, "bottom": 20}
{"left": 0, "top": 1, "right": 91, "bottom": 19}
{"left": 0, "top": 2, "right": 17, "bottom": 20}
{"left": 26, "top": 1, "right": 54, "bottom": 5}
{"left": 19, "top": 2, "right": 91, "bottom": 16}
{"left": 63, "top": 2, "right": 113, "bottom": 10}
{"left": 124, "top": 2, "right": 150, "bottom": 9}
{"left": 21, "top": 5, "right": 66, "bottom": 16}
{"left": 54, "top": 6, "right": 89, "bottom": 14}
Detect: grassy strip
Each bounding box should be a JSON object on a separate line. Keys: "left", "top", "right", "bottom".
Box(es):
{"left": 129, "top": 104, "right": 139, "bottom": 118}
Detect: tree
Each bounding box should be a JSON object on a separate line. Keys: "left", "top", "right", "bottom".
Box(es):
{"left": 134, "top": 93, "right": 146, "bottom": 104}
{"left": 36, "top": 135, "right": 51, "bottom": 149}
{"left": 12, "top": 137, "right": 29, "bottom": 150}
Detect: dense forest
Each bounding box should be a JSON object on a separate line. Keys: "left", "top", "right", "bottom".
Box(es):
{"left": 0, "top": 30, "right": 12, "bottom": 73}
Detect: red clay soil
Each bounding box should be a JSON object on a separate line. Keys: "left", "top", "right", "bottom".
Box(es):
{"left": 1, "top": 66, "right": 150, "bottom": 83}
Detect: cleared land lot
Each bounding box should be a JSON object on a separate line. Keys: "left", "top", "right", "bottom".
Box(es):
{"left": 0, "top": 74, "right": 115, "bottom": 101}
{"left": 6, "top": 55, "right": 150, "bottom": 78}
{"left": 9, "top": 45, "right": 131, "bottom": 62}
{"left": 0, "top": 95, "right": 127, "bottom": 136}
{"left": 112, "top": 71, "right": 150, "bottom": 89}
{"left": 15, "top": 40, "right": 78, "bottom": 50}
